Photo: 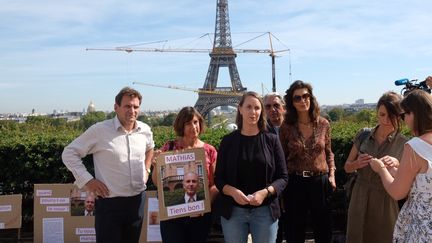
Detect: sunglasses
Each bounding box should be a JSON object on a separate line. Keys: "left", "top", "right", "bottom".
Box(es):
{"left": 265, "top": 103, "right": 282, "bottom": 110}
{"left": 400, "top": 111, "right": 409, "bottom": 120}
{"left": 293, "top": 93, "right": 311, "bottom": 103}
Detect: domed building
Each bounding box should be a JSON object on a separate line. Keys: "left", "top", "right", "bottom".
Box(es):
{"left": 87, "top": 101, "right": 96, "bottom": 113}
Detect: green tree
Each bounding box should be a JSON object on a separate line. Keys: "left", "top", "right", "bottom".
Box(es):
{"left": 51, "top": 118, "right": 67, "bottom": 127}
{"left": 355, "top": 109, "right": 376, "bottom": 123}
{"left": 26, "top": 116, "right": 51, "bottom": 125}
{"left": 106, "top": 111, "right": 116, "bottom": 119}
{"left": 80, "top": 111, "right": 106, "bottom": 129}
{"left": 137, "top": 114, "right": 150, "bottom": 124}
{"left": 25, "top": 116, "right": 68, "bottom": 127}
{"left": 0, "top": 120, "right": 19, "bottom": 131}
{"left": 327, "top": 107, "right": 345, "bottom": 121}
{"left": 160, "top": 113, "right": 177, "bottom": 126}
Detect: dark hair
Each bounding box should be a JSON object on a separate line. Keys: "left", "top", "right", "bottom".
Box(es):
{"left": 173, "top": 106, "right": 205, "bottom": 137}
{"left": 400, "top": 90, "right": 432, "bottom": 136}
{"left": 235, "top": 91, "right": 267, "bottom": 131}
{"left": 283, "top": 80, "right": 320, "bottom": 125}
{"left": 376, "top": 91, "right": 403, "bottom": 133}
{"left": 115, "top": 87, "right": 142, "bottom": 106}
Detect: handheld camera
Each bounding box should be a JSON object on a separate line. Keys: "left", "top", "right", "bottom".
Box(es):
{"left": 394, "top": 78, "right": 431, "bottom": 96}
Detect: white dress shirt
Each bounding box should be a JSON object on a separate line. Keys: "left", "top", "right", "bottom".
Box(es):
{"left": 62, "top": 116, "right": 155, "bottom": 197}
{"left": 184, "top": 194, "right": 197, "bottom": 203}
{"left": 84, "top": 210, "right": 94, "bottom": 216}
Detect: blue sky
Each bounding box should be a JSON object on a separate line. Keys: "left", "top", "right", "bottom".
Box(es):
{"left": 1, "top": 0, "right": 431, "bottom": 114}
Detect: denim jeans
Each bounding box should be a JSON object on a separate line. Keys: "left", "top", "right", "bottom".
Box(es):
{"left": 221, "top": 205, "right": 278, "bottom": 243}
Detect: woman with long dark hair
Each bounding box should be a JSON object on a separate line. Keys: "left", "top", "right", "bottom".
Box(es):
{"left": 279, "top": 80, "right": 336, "bottom": 243}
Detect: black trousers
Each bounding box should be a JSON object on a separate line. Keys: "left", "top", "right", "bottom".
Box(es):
{"left": 160, "top": 212, "right": 212, "bottom": 243}
{"left": 283, "top": 174, "right": 332, "bottom": 243}
{"left": 276, "top": 197, "right": 286, "bottom": 243}
{"left": 95, "top": 191, "right": 146, "bottom": 243}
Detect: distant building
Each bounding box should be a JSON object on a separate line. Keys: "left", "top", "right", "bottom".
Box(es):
{"left": 87, "top": 101, "right": 96, "bottom": 113}
{"left": 355, "top": 99, "right": 364, "bottom": 105}
{"left": 321, "top": 102, "right": 376, "bottom": 113}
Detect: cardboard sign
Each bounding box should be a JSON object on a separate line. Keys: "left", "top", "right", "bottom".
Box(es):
{"left": 139, "top": 191, "right": 162, "bottom": 243}
{"left": 34, "top": 184, "right": 96, "bottom": 243}
{"left": 34, "top": 184, "right": 161, "bottom": 243}
{"left": 0, "top": 194, "right": 22, "bottom": 229}
{"left": 154, "top": 148, "right": 211, "bottom": 221}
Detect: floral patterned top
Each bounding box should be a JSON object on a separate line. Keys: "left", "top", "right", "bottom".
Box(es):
{"left": 279, "top": 116, "right": 335, "bottom": 173}
{"left": 160, "top": 140, "right": 217, "bottom": 187}
{"left": 393, "top": 137, "right": 432, "bottom": 242}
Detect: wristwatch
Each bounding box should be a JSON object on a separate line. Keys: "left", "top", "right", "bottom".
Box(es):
{"left": 265, "top": 187, "right": 272, "bottom": 198}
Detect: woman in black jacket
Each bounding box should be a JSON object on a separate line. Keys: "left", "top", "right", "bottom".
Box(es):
{"left": 215, "top": 91, "right": 288, "bottom": 243}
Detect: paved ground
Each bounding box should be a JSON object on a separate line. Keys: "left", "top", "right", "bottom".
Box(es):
{"left": 208, "top": 229, "right": 346, "bottom": 243}
{"left": 1, "top": 225, "right": 346, "bottom": 242}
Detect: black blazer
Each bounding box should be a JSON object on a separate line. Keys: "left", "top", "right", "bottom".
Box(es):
{"left": 266, "top": 119, "right": 278, "bottom": 135}
{"left": 170, "top": 193, "right": 205, "bottom": 206}
{"left": 214, "top": 130, "right": 288, "bottom": 220}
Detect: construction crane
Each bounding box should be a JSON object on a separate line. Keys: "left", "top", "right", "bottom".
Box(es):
{"left": 86, "top": 32, "right": 290, "bottom": 92}
{"left": 132, "top": 81, "right": 243, "bottom": 96}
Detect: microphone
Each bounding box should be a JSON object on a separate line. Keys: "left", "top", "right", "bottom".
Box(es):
{"left": 394, "top": 78, "right": 409, "bottom": 86}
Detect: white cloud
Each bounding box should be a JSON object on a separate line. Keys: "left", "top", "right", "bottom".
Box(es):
{"left": 1, "top": 0, "right": 432, "bottom": 113}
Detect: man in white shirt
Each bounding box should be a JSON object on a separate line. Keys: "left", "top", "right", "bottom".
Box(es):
{"left": 62, "top": 87, "right": 154, "bottom": 243}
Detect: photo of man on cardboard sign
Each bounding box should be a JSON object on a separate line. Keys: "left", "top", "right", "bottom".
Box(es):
{"left": 154, "top": 148, "right": 211, "bottom": 221}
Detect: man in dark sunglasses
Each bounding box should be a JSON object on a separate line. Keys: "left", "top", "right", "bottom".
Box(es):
{"left": 264, "top": 92, "right": 286, "bottom": 135}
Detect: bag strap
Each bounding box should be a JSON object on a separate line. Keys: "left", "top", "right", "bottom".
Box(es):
{"left": 357, "top": 128, "right": 372, "bottom": 149}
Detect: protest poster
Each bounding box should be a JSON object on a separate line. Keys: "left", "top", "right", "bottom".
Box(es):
{"left": 34, "top": 184, "right": 96, "bottom": 243}
{"left": 154, "top": 147, "right": 211, "bottom": 221}
{"left": 0, "top": 194, "right": 22, "bottom": 229}
{"left": 139, "top": 190, "right": 161, "bottom": 243}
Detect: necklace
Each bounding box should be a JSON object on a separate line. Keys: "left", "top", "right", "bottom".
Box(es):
{"left": 298, "top": 122, "right": 316, "bottom": 149}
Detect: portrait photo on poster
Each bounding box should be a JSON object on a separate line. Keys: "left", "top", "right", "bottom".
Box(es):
{"left": 70, "top": 186, "right": 95, "bottom": 217}
{"left": 155, "top": 147, "right": 211, "bottom": 221}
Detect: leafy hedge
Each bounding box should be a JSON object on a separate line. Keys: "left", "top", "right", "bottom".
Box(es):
{"left": 0, "top": 120, "right": 380, "bottom": 232}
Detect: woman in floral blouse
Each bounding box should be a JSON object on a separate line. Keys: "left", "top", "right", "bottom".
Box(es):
{"left": 279, "top": 80, "right": 336, "bottom": 243}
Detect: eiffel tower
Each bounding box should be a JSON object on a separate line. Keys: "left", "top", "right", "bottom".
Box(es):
{"left": 194, "top": 0, "right": 246, "bottom": 118}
